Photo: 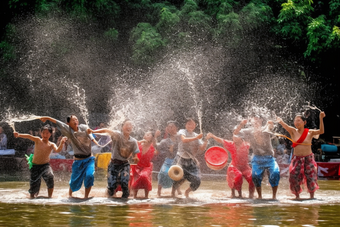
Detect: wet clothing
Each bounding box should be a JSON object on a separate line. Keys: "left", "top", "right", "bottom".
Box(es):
{"left": 56, "top": 120, "right": 94, "bottom": 157}
{"left": 69, "top": 156, "right": 95, "bottom": 192}
{"left": 107, "top": 161, "right": 131, "bottom": 198}
{"left": 238, "top": 126, "right": 280, "bottom": 187}
{"left": 157, "top": 136, "right": 179, "bottom": 159}
{"left": 156, "top": 136, "right": 179, "bottom": 188}
{"left": 131, "top": 144, "right": 155, "bottom": 191}
{"left": 0, "top": 133, "right": 7, "bottom": 150}
{"left": 172, "top": 155, "right": 201, "bottom": 191}
{"left": 106, "top": 131, "right": 139, "bottom": 198}
{"left": 251, "top": 155, "right": 280, "bottom": 187}
{"left": 223, "top": 140, "right": 255, "bottom": 193}
{"left": 57, "top": 120, "right": 96, "bottom": 192}
{"left": 289, "top": 153, "right": 319, "bottom": 196}
{"left": 158, "top": 158, "right": 175, "bottom": 188}
{"left": 172, "top": 129, "right": 203, "bottom": 191}
{"left": 29, "top": 163, "right": 54, "bottom": 196}
{"left": 110, "top": 130, "right": 139, "bottom": 161}
{"left": 177, "top": 129, "right": 203, "bottom": 159}
{"left": 238, "top": 127, "right": 274, "bottom": 156}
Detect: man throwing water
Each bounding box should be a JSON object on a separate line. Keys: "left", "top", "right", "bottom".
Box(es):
{"left": 234, "top": 115, "right": 280, "bottom": 199}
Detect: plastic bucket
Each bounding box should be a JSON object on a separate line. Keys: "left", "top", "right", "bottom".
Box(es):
{"left": 205, "top": 146, "right": 228, "bottom": 170}
{"left": 168, "top": 165, "right": 184, "bottom": 181}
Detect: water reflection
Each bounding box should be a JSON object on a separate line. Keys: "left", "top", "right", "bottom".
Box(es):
{"left": 1, "top": 202, "right": 340, "bottom": 226}
{"left": 206, "top": 203, "right": 254, "bottom": 226}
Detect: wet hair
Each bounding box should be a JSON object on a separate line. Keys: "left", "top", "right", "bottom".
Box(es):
{"left": 146, "top": 129, "right": 155, "bottom": 138}
{"left": 295, "top": 114, "right": 307, "bottom": 122}
{"left": 41, "top": 124, "right": 53, "bottom": 134}
{"left": 167, "top": 120, "right": 179, "bottom": 128}
{"left": 250, "top": 113, "right": 264, "bottom": 120}
{"left": 121, "top": 119, "right": 132, "bottom": 128}
{"left": 185, "top": 118, "right": 196, "bottom": 124}
{"left": 67, "top": 115, "right": 77, "bottom": 123}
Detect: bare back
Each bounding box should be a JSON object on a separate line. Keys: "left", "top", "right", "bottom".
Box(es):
{"left": 32, "top": 139, "right": 57, "bottom": 164}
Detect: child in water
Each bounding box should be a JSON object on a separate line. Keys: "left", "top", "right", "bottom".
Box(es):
{"left": 87, "top": 119, "right": 139, "bottom": 199}
{"left": 131, "top": 130, "right": 159, "bottom": 198}
{"left": 171, "top": 118, "right": 210, "bottom": 198}
{"left": 14, "top": 124, "right": 67, "bottom": 198}
{"left": 207, "top": 122, "right": 255, "bottom": 198}
{"left": 277, "top": 111, "right": 325, "bottom": 199}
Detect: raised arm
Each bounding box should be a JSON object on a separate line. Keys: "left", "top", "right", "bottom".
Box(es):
{"left": 87, "top": 128, "right": 114, "bottom": 136}
{"left": 311, "top": 111, "right": 325, "bottom": 136}
{"left": 53, "top": 137, "right": 67, "bottom": 153}
{"left": 40, "top": 116, "right": 57, "bottom": 124}
{"left": 207, "top": 132, "right": 224, "bottom": 144}
{"left": 87, "top": 128, "right": 111, "bottom": 146}
{"left": 13, "top": 132, "right": 40, "bottom": 143}
{"left": 277, "top": 117, "right": 295, "bottom": 135}
{"left": 233, "top": 119, "right": 247, "bottom": 135}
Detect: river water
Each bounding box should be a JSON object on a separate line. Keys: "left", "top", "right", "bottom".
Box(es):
{"left": 1, "top": 170, "right": 340, "bottom": 226}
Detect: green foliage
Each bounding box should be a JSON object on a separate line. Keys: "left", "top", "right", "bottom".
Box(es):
{"left": 276, "top": 0, "right": 313, "bottom": 40}
{"left": 217, "top": 11, "right": 241, "bottom": 32}
{"left": 156, "top": 7, "right": 180, "bottom": 36}
{"left": 305, "top": 15, "right": 331, "bottom": 58}
{"left": 240, "top": 2, "right": 273, "bottom": 30}
{"left": 187, "top": 11, "right": 212, "bottom": 33}
{"left": 179, "top": 0, "right": 199, "bottom": 19}
{"left": 130, "top": 23, "right": 165, "bottom": 64}
{"left": 9, "top": 0, "right": 28, "bottom": 9}
{"left": 202, "top": 0, "right": 234, "bottom": 16}
{"left": 215, "top": 11, "right": 242, "bottom": 41}
{"left": 0, "top": 41, "right": 16, "bottom": 62}
{"left": 329, "top": 0, "right": 340, "bottom": 16}
{"left": 0, "top": 24, "right": 17, "bottom": 62}
{"left": 104, "top": 28, "right": 119, "bottom": 41}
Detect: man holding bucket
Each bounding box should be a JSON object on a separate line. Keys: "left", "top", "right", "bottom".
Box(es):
{"left": 234, "top": 116, "right": 280, "bottom": 200}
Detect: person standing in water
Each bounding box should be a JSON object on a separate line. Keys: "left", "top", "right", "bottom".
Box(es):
{"left": 87, "top": 119, "right": 139, "bottom": 199}
{"left": 234, "top": 115, "right": 280, "bottom": 199}
{"left": 14, "top": 124, "right": 67, "bottom": 198}
{"left": 155, "top": 121, "right": 182, "bottom": 197}
{"left": 277, "top": 111, "right": 325, "bottom": 199}
{"left": 131, "top": 130, "right": 159, "bottom": 198}
{"left": 39, "top": 115, "right": 99, "bottom": 199}
{"left": 207, "top": 121, "right": 255, "bottom": 198}
{"left": 171, "top": 118, "right": 210, "bottom": 198}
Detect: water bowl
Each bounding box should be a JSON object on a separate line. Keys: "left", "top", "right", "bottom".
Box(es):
{"left": 205, "top": 146, "right": 228, "bottom": 170}
{"left": 168, "top": 165, "right": 184, "bottom": 181}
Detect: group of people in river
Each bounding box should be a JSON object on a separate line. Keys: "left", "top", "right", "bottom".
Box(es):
{"left": 12, "top": 110, "right": 325, "bottom": 201}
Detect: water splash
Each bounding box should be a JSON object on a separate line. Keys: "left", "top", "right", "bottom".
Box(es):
{"left": 176, "top": 62, "right": 203, "bottom": 133}
{"left": 302, "top": 101, "right": 322, "bottom": 112}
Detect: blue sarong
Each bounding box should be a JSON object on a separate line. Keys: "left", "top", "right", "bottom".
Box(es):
{"left": 69, "top": 156, "right": 95, "bottom": 192}
{"left": 158, "top": 158, "right": 174, "bottom": 188}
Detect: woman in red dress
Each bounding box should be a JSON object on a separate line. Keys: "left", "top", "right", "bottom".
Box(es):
{"left": 131, "top": 130, "right": 159, "bottom": 198}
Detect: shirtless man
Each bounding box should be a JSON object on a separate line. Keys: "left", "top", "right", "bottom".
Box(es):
{"left": 277, "top": 111, "right": 325, "bottom": 199}
{"left": 14, "top": 125, "right": 67, "bottom": 198}
{"left": 234, "top": 116, "right": 280, "bottom": 199}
